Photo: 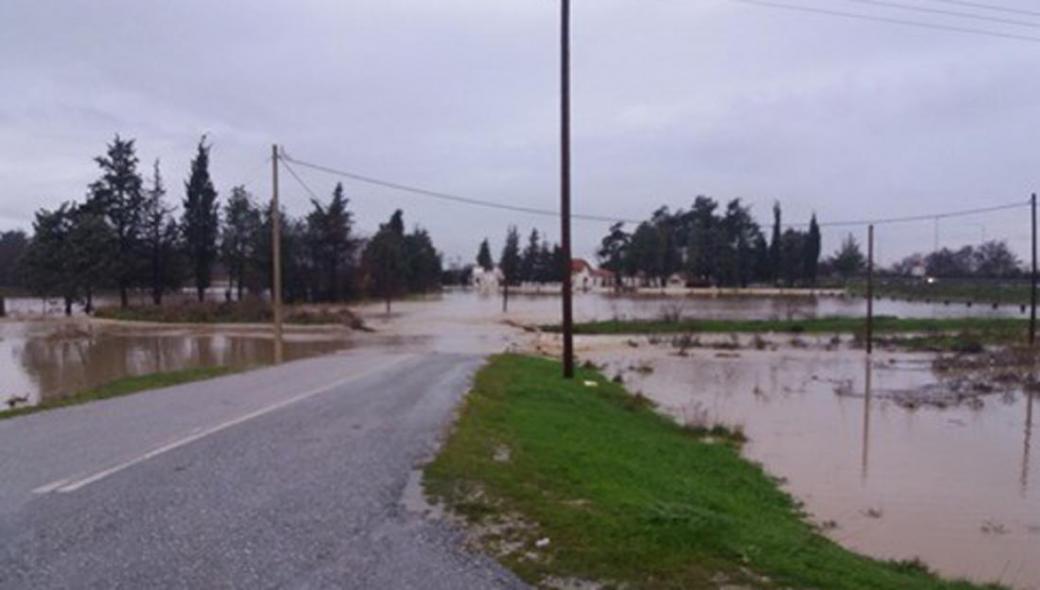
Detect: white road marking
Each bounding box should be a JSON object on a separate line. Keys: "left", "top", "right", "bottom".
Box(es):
{"left": 35, "top": 355, "right": 414, "bottom": 494}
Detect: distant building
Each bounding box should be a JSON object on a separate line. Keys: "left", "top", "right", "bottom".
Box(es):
{"left": 571, "top": 259, "right": 616, "bottom": 291}
{"left": 470, "top": 266, "right": 503, "bottom": 292}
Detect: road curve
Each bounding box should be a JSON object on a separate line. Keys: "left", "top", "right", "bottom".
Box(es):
{"left": 0, "top": 350, "right": 524, "bottom": 589}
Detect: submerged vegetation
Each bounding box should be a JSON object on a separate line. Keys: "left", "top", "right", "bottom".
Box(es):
{"left": 1, "top": 366, "right": 234, "bottom": 421}
{"left": 425, "top": 354, "right": 1001, "bottom": 589}
{"left": 93, "top": 298, "right": 365, "bottom": 328}
{"left": 548, "top": 316, "right": 1027, "bottom": 339}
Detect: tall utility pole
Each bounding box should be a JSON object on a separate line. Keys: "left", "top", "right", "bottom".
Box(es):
{"left": 271, "top": 145, "right": 284, "bottom": 361}
{"left": 866, "top": 224, "right": 875, "bottom": 355}
{"left": 560, "top": 0, "right": 575, "bottom": 379}
{"left": 1031, "top": 193, "right": 1037, "bottom": 346}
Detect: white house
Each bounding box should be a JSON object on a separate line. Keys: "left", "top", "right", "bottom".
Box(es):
{"left": 470, "top": 266, "right": 503, "bottom": 293}
{"left": 571, "top": 259, "right": 616, "bottom": 291}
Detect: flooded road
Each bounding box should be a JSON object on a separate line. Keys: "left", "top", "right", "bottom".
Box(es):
{"left": 576, "top": 339, "right": 1039, "bottom": 589}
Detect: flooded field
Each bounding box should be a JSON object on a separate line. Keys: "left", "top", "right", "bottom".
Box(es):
{"left": 0, "top": 320, "right": 351, "bottom": 408}
{"left": 569, "top": 337, "right": 1039, "bottom": 589}
{"left": 5, "top": 290, "right": 1038, "bottom": 586}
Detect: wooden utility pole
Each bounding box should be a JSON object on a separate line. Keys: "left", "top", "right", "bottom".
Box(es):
{"left": 560, "top": 0, "right": 574, "bottom": 379}
{"left": 272, "top": 145, "right": 284, "bottom": 362}
{"left": 1031, "top": 193, "right": 1037, "bottom": 346}
{"left": 866, "top": 224, "right": 875, "bottom": 355}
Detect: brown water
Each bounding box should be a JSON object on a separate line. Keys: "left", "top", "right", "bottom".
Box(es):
{"left": 577, "top": 338, "right": 1039, "bottom": 589}
{"left": 0, "top": 320, "right": 352, "bottom": 408}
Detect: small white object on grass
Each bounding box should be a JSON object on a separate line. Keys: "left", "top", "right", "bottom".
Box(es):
{"left": 582, "top": 380, "right": 598, "bottom": 388}
{"left": 535, "top": 537, "right": 551, "bottom": 548}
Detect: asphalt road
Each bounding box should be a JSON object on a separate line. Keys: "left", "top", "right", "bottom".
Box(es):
{"left": 0, "top": 350, "right": 525, "bottom": 589}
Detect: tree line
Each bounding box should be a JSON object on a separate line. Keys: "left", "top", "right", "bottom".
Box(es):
{"left": 8, "top": 135, "right": 443, "bottom": 315}
{"left": 475, "top": 228, "right": 567, "bottom": 285}
{"left": 595, "top": 198, "right": 823, "bottom": 288}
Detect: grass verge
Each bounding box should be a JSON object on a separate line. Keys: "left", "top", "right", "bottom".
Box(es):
{"left": 1, "top": 366, "right": 234, "bottom": 421}
{"left": 425, "top": 354, "right": 1002, "bottom": 589}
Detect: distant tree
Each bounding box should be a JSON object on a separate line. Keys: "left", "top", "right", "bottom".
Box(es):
{"left": 142, "top": 160, "right": 182, "bottom": 305}
{"left": 363, "top": 210, "right": 407, "bottom": 313}
{"left": 222, "top": 186, "right": 261, "bottom": 301}
{"left": 476, "top": 238, "right": 494, "bottom": 271}
{"left": 86, "top": 135, "right": 145, "bottom": 308}
{"left": 404, "top": 227, "right": 442, "bottom": 293}
{"left": 181, "top": 136, "right": 220, "bottom": 302}
{"left": 305, "top": 182, "right": 356, "bottom": 301}
{"left": 769, "top": 202, "right": 782, "bottom": 285}
{"left": 68, "top": 206, "right": 116, "bottom": 313}
{"left": 499, "top": 226, "right": 521, "bottom": 312}
{"left": 890, "top": 253, "right": 925, "bottom": 277}
{"left": 804, "top": 214, "right": 821, "bottom": 286}
{"left": 626, "top": 222, "right": 665, "bottom": 287}
{"left": 685, "top": 196, "right": 718, "bottom": 283}
{"left": 719, "top": 199, "right": 760, "bottom": 287}
{"left": 22, "top": 205, "right": 78, "bottom": 315}
{"left": 0, "top": 230, "right": 28, "bottom": 290}
{"left": 778, "top": 229, "right": 805, "bottom": 286}
{"left": 925, "top": 246, "right": 975, "bottom": 278}
{"left": 597, "top": 222, "right": 629, "bottom": 291}
{"left": 830, "top": 234, "right": 866, "bottom": 280}
{"left": 519, "top": 229, "right": 541, "bottom": 284}
{"left": 974, "top": 240, "right": 1020, "bottom": 278}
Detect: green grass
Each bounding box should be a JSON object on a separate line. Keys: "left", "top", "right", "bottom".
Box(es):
{"left": 1, "top": 366, "right": 234, "bottom": 421}
{"left": 547, "top": 316, "right": 1027, "bottom": 337}
{"left": 425, "top": 354, "right": 1003, "bottom": 589}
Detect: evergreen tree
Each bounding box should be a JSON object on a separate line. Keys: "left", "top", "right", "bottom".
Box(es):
{"left": 519, "top": 229, "right": 541, "bottom": 283}
{"left": 804, "top": 214, "right": 821, "bottom": 286}
{"left": 22, "top": 205, "right": 78, "bottom": 315}
{"left": 305, "top": 182, "right": 356, "bottom": 301}
{"left": 769, "top": 201, "right": 782, "bottom": 285}
{"left": 142, "top": 160, "right": 182, "bottom": 305}
{"left": 685, "top": 196, "right": 718, "bottom": 283}
{"left": 222, "top": 185, "right": 261, "bottom": 301}
{"left": 68, "top": 206, "right": 116, "bottom": 313}
{"left": 362, "top": 210, "right": 407, "bottom": 313}
{"left": 86, "top": 135, "right": 145, "bottom": 308}
{"left": 476, "top": 238, "right": 494, "bottom": 271}
{"left": 404, "top": 227, "right": 442, "bottom": 293}
{"left": 181, "top": 136, "right": 220, "bottom": 302}
{"left": 597, "top": 222, "right": 629, "bottom": 290}
{"left": 499, "top": 226, "right": 521, "bottom": 311}
{"left": 626, "top": 222, "right": 665, "bottom": 287}
{"left": 0, "top": 231, "right": 28, "bottom": 290}
{"left": 830, "top": 234, "right": 866, "bottom": 280}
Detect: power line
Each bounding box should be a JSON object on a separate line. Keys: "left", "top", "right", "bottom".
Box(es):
{"left": 278, "top": 155, "right": 322, "bottom": 202}
{"left": 923, "top": 0, "right": 1040, "bottom": 19}
{"left": 280, "top": 149, "right": 1027, "bottom": 232}
{"left": 729, "top": 0, "right": 1040, "bottom": 43}
{"left": 842, "top": 0, "right": 1040, "bottom": 29}
{"left": 232, "top": 155, "right": 272, "bottom": 191}
{"left": 280, "top": 151, "right": 638, "bottom": 224}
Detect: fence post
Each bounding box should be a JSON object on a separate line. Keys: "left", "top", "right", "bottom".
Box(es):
{"left": 866, "top": 224, "right": 875, "bottom": 355}
{"left": 1031, "top": 193, "right": 1037, "bottom": 347}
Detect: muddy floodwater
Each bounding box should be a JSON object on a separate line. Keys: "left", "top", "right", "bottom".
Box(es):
{"left": 0, "top": 320, "right": 351, "bottom": 407}
{"left": 575, "top": 338, "right": 1039, "bottom": 589}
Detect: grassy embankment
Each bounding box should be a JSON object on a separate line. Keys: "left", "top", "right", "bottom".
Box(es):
{"left": 425, "top": 355, "right": 1003, "bottom": 589}
{"left": 1, "top": 366, "right": 233, "bottom": 421}
{"left": 541, "top": 317, "right": 1030, "bottom": 351}
{"left": 95, "top": 299, "right": 364, "bottom": 328}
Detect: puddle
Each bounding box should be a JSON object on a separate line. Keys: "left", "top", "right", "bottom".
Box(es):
{"left": 581, "top": 341, "right": 1039, "bottom": 589}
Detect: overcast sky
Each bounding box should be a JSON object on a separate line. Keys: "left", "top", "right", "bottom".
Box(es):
{"left": 2, "top": 0, "right": 1037, "bottom": 266}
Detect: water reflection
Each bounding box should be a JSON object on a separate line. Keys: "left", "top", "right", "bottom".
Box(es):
{"left": 4, "top": 321, "right": 351, "bottom": 404}
{"left": 1024, "top": 390, "right": 1034, "bottom": 497}
{"left": 861, "top": 356, "right": 872, "bottom": 484}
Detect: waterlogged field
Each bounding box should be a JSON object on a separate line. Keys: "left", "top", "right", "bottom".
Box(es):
{"left": 567, "top": 336, "right": 1039, "bottom": 589}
